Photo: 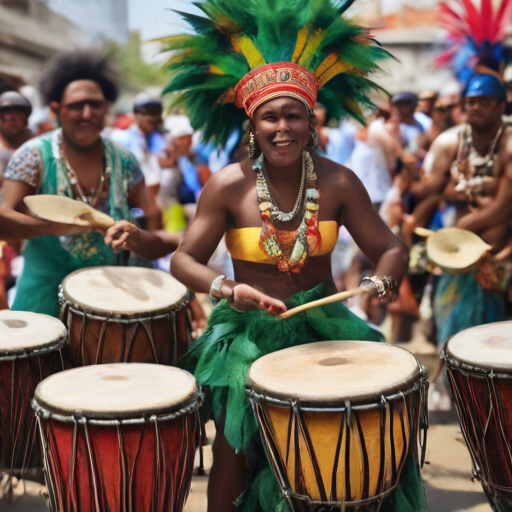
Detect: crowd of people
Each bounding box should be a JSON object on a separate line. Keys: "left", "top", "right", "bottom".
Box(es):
{"left": 1, "top": 52, "right": 512, "bottom": 360}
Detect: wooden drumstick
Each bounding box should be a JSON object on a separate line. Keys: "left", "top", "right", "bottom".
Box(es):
{"left": 279, "top": 287, "right": 367, "bottom": 319}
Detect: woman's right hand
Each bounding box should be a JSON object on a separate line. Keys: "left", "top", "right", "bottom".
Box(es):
{"left": 232, "top": 283, "right": 287, "bottom": 316}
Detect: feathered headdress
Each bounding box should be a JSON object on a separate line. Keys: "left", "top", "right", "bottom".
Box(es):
{"left": 436, "top": 0, "right": 512, "bottom": 83}
{"left": 160, "top": 0, "right": 393, "bottom": 145}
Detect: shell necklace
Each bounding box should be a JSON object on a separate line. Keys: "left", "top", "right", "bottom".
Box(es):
{"left": 253, "top": 151, "right": 320, "bottom": 273}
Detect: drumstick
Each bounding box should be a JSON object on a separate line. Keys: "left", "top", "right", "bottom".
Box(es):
{"left": 279, "top": 287, "right": 367, "bottom": 319}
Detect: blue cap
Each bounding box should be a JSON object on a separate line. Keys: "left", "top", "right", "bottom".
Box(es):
{"left": 465, "top": 74, "right": 506, "bottom": 102}
{"left": 391, "top": 92, "right": 418, "bottom": 106}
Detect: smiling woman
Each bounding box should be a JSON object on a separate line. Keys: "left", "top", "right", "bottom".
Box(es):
{"left": 162, "top": 1, "right": 425, "bottom": 511}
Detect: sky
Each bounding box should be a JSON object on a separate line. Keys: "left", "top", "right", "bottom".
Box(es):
{"left": 127, "top": 0, "right": 203, "bottom": 42}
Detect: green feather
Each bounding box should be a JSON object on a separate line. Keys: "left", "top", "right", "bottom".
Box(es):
{"left": 159, "top": 0, "right": 394, "bottom": 146}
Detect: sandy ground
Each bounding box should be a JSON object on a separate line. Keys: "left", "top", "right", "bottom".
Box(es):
{"left": 1, "top": 339, "right": 494, "bottom": 512}
{"left": 2, "top": 414, "right": 493, "bottom": 512}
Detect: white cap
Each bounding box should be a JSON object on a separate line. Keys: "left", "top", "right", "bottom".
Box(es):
{"left": 164, "top": 115, "right": 194, "bottom": 138}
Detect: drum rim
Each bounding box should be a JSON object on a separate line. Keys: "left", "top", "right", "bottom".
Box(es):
{"left": 32, "top": 391, "right": 203, "bottom": 426}
{"left": 0, "top": 310, "right": 67, "bottom": 359}
{"left": 32, "top": 364, "right": 202, "bottom": 421}
{"left": 60, "top": 266, "right": 193, "bottom": 320}
{"left": 443, "top": 321, "right": 512, "bottom": 376}
{"left": 0, "top": 335, "right": 66, "bottom": 360}
{"left": 247, "top": 341, "right": 425, "bottom": 407}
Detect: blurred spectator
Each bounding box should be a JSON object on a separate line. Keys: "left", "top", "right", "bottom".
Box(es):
{"left": 110, "top": 93, "right": 166, "bottom": 201}
{"left": 29, "top": 106, "right": 56, "bottom": 136}
{"left": 113, "top": 112, "right": 133, "bottom": 130}
{"left": 416, "top": 91, "right": 438, "bottom": 119}
{"left": 348, "top": 110, "right": 401, "bottom": 209}
{"left": 388, "top": 92, "right": 427, "bottom": 166}
{"left": 325, "top": 119, "right": 357, "bottom": 166}
{"left": 0, "top": 91, "right": 33, "bottom": 190}
{"left": 424, "top": 98, "right": 456, "bottom": 150}
{"left": 159, "top": 115, "right": 209, "bottom": 230}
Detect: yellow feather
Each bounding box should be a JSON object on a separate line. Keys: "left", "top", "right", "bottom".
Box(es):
{"left": 291, "top": 26, "right": 311, "bottom": 63}
{"left": 297, "top": 29, "right": 326, "bottom": 67}
{"left": 234, "top": 36, "right": 266, "bottom": 68}
{"left": 317, "top": 59, "right": 353, "bottom": 88}
{"left": 314, "top": 53, "right": 338, "bottom": 78}
{"left": 209, "top": 64, "right": 225, "bottom": 75}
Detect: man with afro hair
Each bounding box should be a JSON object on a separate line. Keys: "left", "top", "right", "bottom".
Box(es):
{"left": 3, "top": 50, "right": 178, "bottom": 317}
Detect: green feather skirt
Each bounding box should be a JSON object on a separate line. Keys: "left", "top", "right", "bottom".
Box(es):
{"left": 179, "top": 280, "right": 427, "bottom": 512}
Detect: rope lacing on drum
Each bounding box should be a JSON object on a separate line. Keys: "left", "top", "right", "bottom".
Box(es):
{"left": 419, "top": 373, "right": 429, "bottom": 468}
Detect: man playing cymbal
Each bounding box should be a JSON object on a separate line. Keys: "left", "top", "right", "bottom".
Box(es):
{"left": 3, "top": 50, "right": 177, "bottom": 317}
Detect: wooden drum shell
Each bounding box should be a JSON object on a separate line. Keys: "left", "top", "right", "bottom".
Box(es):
{"left": 445, "top": 360, "right": 512, "bottom": 511}
{"left": 61, "top": 303, "right": 191, "bottom": 367}
{"left": 35, "top": 408, "right": 200, "bottom": 512}
{"left": 0, "top": 351, "right": 63, "bottom": 473}
{"left": 250, "top": 386, "right": 424, "bottom": 512}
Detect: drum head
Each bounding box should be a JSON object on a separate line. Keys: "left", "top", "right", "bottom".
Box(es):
{"left": 0, "top": 310, "right": 66, "bottom": 357}
{"left": 62, "top": 266, "right": 190, "bottom": 316}
{"left": 34, "top": 363, "right": 199, "bottom": 419}
{"left": 446, "top": 321, "right": 512, "bottom": 372}
{"left": 248, "top": 340, "right": 421, "bottom": 405}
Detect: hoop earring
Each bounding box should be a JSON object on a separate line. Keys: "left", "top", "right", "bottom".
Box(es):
{"left": 249, "top": 132, "right": 257, "bottom": 159}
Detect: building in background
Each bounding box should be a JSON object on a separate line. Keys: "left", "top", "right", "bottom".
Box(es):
{"left": 349, "top": 0, "right": 456, "bottom": 93}
{"left": 0, "top": 0, "right": 128, "bottom": 90}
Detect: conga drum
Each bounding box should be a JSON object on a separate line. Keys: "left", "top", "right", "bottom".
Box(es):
{"left": 247, "top": 340, "right": 428, "bottom": 512}
{"left": 443, "top": 321, "right": 512, "bottom": 511}
{"left": 59, "top": 266, "right": 192, "bottom": 367}
{"left": 0, "top": 311, "right": 65, "bottom": 490}
{"left": 32, "top": 363, "right": 202, "bottom": 512}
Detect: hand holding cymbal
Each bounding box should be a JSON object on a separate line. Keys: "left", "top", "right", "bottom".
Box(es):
{"left": 279, "top": 287, "right": 367, "bottom": 319}
{"left": 24, "top": 195, "right": 115, "bottom": 232}
{"left": 414, "top": 226, "right": 491, "bottom": 273}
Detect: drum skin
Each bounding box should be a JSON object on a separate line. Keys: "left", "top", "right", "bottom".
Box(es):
{"left": 38, "top": 413, "right": 198, "bottom": 512}
{"left": 0, "top": 353, "right": 62, "bottom": 472}
{"left": 447, "top": 367, "right": 512, "bottom": 511}
{"left": 61, "top": 304, "right": 191, "bottom": 367}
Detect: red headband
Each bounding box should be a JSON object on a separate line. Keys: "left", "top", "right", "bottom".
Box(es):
{"left": 235, "top": 62, "right": 318, "bottom": 117}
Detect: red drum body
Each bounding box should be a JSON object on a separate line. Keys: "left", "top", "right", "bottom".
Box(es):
{"left": 444, "top": 322, "right": 512, "bottom": 511}
{"left": 0, "top": 311, "right": 65, "bottom": 492}
{"left": 60, "top": 267, "right": 192, "bottom": 367}
{"left": 33, "top": 363, "right": 202, "bottom": 512}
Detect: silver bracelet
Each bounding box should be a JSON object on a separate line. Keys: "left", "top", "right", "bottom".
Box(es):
{"left": 210, "top": 274, "right": 227, "bottom": 301}
{"left": 360, "top": 275, "right": 399, "bottom": 304}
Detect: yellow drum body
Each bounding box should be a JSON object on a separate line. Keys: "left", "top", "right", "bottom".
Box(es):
{"left": 248, "top": 341, "right": 427, "bottom": 511}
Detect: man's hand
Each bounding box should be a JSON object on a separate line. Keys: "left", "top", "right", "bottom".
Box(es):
{"left": 232, "top": 284, "right": 287, "bottom": 316}
{"left": 104, "top": 220, "right": 143, "bottom": 254}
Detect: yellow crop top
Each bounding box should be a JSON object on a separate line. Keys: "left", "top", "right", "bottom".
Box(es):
{"left": 225, "top": 221, "right": 339, "bottom": 264}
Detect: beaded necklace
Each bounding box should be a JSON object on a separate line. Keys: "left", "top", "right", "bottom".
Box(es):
{"left": 59, "top": 142, "right": 111, "bottom": 208}
{"left": 253, "top": 150, "right": 320, "bottom": 273}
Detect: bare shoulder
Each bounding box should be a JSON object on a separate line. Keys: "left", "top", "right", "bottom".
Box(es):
{"left": 316, "top": 154, "right": 359, "bottom": 184}
{"left": 502, "top": 125, "right": 512, "bottom": 159}
{"left": 431, "top": 125, "right": 462, "bottom": 151}
{"left": 315, "top": 154, "right": 364, "bottom": 197}
{"left": 202, "top": 160, "right": 252, "bottom": 194}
